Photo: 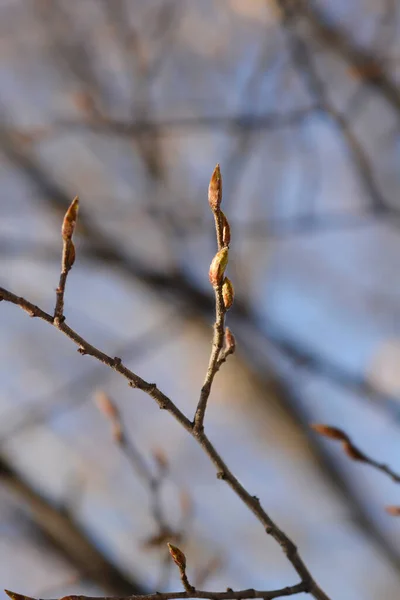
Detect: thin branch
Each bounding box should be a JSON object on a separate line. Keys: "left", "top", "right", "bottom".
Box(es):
{"left": 0, "top": 455, "right": 145, "bottom": 595}
{"left": 311, "top": 424, "right": 400, "bottom": 483}
{"left": 0, "top": 281, "right": 331, "bottom": 599}
{"left": 95, "top": 392, "right": 183, "bottom": 544}
{"left": 4, "top": 584, "right": 308, "bottom": 600}
{"left": 194, "top": 168, "right": 232, "bottom": 432}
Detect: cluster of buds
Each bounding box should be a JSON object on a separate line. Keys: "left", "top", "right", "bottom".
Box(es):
{"left": 61, "top": 196, "right": 79, "bottom": 270}
{"left": 207, "top": 165, "right": 235, "bottom": 312}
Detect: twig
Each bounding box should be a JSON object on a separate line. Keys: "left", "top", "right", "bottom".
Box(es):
{"left": 95, "top": 391, "right": 182, "bottom": 544}
{"left": 4, "top": 584, "right": 308, "bottom": 600}
{"left": 54, "top": 197, "right": 79, "bottom": 323}
{"left": 311, "top": 424, "right": 400, "bottom": 483}
{"left": 194, "top": 167, "right": 234, "bottom": 433}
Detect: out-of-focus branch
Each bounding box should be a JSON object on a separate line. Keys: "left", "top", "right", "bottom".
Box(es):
{"left": 311, "top": 424, "right": 400, "bottom": 516}
{"left": 0, "top": 455, "right": 145, "bottom": 595}
{"left": 299, "top": 0, "right": 400, "bottom": 115}
{"left": 95, "top": 391, "right": 191, "bottom": 549}
{"left": 277, "top": 0, "right": 388, "bottom": 213}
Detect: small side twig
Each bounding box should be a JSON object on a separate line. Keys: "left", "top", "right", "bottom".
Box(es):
{"left": 311, "top": 424, "right": 400, "bottom": 483}
{"left": 95, "top": 391, "right": 183, "bottom": 544}
{"left": 194, "top": 166, "right": 235, "bottom": 432}
{"left": 54, "top": 196, "right": 79, "bottom": 324}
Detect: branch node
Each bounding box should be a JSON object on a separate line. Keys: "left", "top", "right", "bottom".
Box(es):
{"left": 265, "top": 526, "right": 273, "bottom": 534}
{"left": 77, "top": 346, "right": 87, "bottom": 355}
{"left": 113, "top": 356, "right": 122, "bottom": 366}
{"left": 216, "top": 471, "right": 226, "bottom": 480}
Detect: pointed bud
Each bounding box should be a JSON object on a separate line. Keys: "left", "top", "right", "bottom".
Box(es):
{"left": 225, "top": 327, "right": 236, "bottom": 353}
{"left": 386, "top": 506, "right": 400, "bottom": 516}
{"left": 62, "top": 196, "right": 79, "bottom": 241}
{"left": 167, "top": 542, "right": 187, "bottom": 571}
{"left": 311, "top": 424, "right": 348, "bottom": 442}
{"left": 209, "top": 247, "right": 228, "bottom": 287}
{"left": 221, "top": 212, "right": 231, "bottom": 247}
{"left": 208, "top": 164, "right": 222, "bottom": 212}
{"left": 342, "top": 442, "right": 366, "bottom": 462}
{"left": 222, "top": 277, "right": 234, "bottom": 310}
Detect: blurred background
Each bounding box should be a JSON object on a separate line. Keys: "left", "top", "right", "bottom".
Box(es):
{"left": 1, "top": 1, "right": 400, "bottom": 599}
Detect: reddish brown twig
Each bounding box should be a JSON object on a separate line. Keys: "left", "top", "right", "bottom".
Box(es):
{"left": 54, "top": 197, "right": 79, "bottom": 323}
{"left": 311, "top": 424, "right": 400, "bottom": 483}
{"left": 312, "top": 424, "right": 400, "bottom": 516}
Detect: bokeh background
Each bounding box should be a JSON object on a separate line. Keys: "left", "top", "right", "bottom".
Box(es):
{"left": 1, "top": 1, "right": 400, "bottom": 599}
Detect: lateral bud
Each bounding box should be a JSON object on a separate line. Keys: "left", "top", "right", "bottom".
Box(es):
{"left": 225, "top": 327, "right": 236, "bottom": 353}
{"left": 222, "top": 277, "right": 234, "bottom": 310}
{"left": 62, "top": 196, "right": 79, "bottom": 241}
{"left": 167, "top": 542, "right": 187, "bottom": 571}
{"left": 209, "top": 247, "right": 228, "bottom": 287}
{"left": 221, "top": 212, "right": 231, "bottom": 247}
{"left": 208, "top": 164, "right": 222, "bottom": 212}
{"left": 64, "top": 240, "right": 76, "bottom": 270}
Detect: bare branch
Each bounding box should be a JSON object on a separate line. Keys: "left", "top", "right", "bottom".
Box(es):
{"left": 0, "top": 283, "right": 331, "bottom": 597}
{"left": 4, "top": 583, "right": 309, "bottom": 600}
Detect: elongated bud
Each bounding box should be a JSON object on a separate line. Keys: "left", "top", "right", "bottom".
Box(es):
{"left": 311, "top": 424, "right": 348, "bottom": 442}
{"left": 225, "top": 327, "right": 236, "bottom": 353}
{"left": 209, "top": 247, "right": 228, "bottom": 287}
{"left": 222, "top": 277, "right": 234, "bottom": 310}
{"left": 386, "top": 506, "right": 400, "bottom": 516}
{"left": 221, "top": 212, "right": 231, "bottom": 247}
{"left": 62, "top": 196, "right": 79, "bottom": 241}
{"left": 208, "top": 164, "right": 222, "bottom": 212}
{"left": 64, "top": 240, "right": 76, "bottom": 270}
{"left": 343, "top": 442, "right": 366, "bottom": 462}
{"left": 167, "top": 542, "right": 187, "bottom": 571}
